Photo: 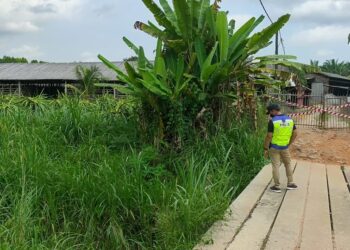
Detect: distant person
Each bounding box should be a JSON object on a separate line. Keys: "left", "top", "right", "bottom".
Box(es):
{"left": 264, "top": 104, "right": 298, "bottom": 193}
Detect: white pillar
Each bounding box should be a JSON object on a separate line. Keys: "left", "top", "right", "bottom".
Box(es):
{"left": 64, "top": 81, "right": 68, "bottom": 95}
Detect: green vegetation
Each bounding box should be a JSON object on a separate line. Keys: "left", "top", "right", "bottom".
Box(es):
{"left": 67, "top": 65, "right": 104, "bottom": 98}
{"left": 0, "top": 1, "right": 299, "bottom": 249}
{"left": 0, "top": 56, "right": 45, "bottom": 64}
{"left": 0, "top": 95, "right": 266, "bottom": 249}
{"left": 310, "top": 59, "right": 350, "bottom": 77}
{"left": 99, "top": 0, "right": 302, "bottom": 147}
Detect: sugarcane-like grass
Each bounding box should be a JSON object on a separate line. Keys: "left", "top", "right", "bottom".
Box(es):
{"left": 0, "top": 95, "right": 265, "bottom": 249}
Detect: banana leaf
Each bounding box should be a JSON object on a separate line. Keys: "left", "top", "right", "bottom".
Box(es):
{"left": 137, "top": 21, "right": 166, "bottom": 40}
{"left": 173, "top": 0, "right": 192, "bottom": 40}
{"left": 140, "top": 69, "right": 172, "bottom": 96}
{"left": 174, "top": 74, "right": 193, "bottom": 98}
{"left": 123, "top": 37, "right": 139, "bottom": 55}
{"left": 256, "top": 55, "right": 297, "bottom": 60}
{"left": 98, "top": 55, "right": 130, "bottom": 83}
{"left": 137, "top": 47, "right": 147, "bottom": 70}
{"left": 195, "top": 38, "right": 206, "bottom": 69}
{"left": 154, "top": 39, "right": 167, "bottom": 80}
{"left": 198, "top": 0, "right": 210, "bottom": 30}
{"left": 228, "top": 16, "right": 264, "bottom": 56}
{"left": 175, "top": 56, "right": 185, "bottom": 87}
{"left": 216, "top": 11, "right": 229, "bottom": 64}
{"left": 246, "top": 14, "right": 290, "bottom": 55}
{"left": 159, "top": 0, "right": 180, "bottom": 34}
{"left": 205, "top": 7, "right": 217, "bottom": 38}
{"left": 201, "top": 42, "right": 218, "bottom": 83}
{"left": 142, "top": 0, "right": 175, "bottom": 32}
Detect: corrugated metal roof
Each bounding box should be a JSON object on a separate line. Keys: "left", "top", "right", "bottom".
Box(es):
{"left": 317, "top": 72, "right": 350, "bottom": 81}
{"left": 0, "top": 62, "right": 125, "bottom": 81}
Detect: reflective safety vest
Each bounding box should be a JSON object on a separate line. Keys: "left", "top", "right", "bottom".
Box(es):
{"left": 271, "top": 115, "right": 294, "bottom": 150}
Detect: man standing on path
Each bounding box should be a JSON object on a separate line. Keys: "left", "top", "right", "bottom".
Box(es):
{"left": 264, "top": 104, "right": 298, "bottom": 193}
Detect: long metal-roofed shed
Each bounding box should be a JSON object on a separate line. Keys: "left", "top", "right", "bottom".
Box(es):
{"left": 0, "top": 62, "right": 123, "bottom": 97}
{"left": 307, "top": 72, "right": 350, "bottom": 96}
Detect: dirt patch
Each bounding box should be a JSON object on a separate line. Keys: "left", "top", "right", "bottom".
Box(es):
{"left": 290, "top": 127, "right": 350, "bottom": 166}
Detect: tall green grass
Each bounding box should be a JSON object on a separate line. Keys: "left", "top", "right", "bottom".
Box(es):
{"left": 0, "top": 96, "right": 265, "bottom": 249}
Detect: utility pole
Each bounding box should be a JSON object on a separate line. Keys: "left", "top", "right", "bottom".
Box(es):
{"left": 274, "top": 33, "right": 279, "bottom": 72}
{"left": 275, "top": 33, "right": 279, "bottom": 56}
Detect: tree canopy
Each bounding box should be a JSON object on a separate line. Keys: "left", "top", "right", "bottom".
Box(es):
{"left": 0, "top": 56, "right": 45, "bottom": 63}
{"left": 311, "top": 59, "right": 350, "bottom": 78}
{"left": 99, "top": 0, "right": 305, "bottom": 146}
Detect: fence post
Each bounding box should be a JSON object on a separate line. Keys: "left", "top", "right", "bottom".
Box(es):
{"left": 321, "top": 95, "right": 326, "bottom": 129}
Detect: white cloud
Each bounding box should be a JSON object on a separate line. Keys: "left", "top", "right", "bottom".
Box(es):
{"left": 291, "top": 25, "right": 349, "bottom": 45}
{"left": 80, "top": 51, "right": 98, "bottom": 62}
{"left": 0, "top": 21, "right": 39, "bottom": 34}
{"left": 292, "top": 0, "right": 350, "bottom": 24}
{"left": 0, "top": 0, "right": 82, "bottom": 35}
{"left": 9, "top": 45, "right": 42, "bottom": 58}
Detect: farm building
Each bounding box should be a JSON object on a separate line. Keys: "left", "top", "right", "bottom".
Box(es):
{"left": 0, "top": 62, "right": 122, "bottom": 97}
{"left": 307, "top": 72, "right": 350, "bottom": 97}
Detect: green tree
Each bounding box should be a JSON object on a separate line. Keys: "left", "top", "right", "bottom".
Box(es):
{"left": 69, "top": 65, "right": 103, "bottom": 98}
{"left": 310, "top": 60, "right": 319, "bottom": 67}
{"left": 0, "top": 56, "right": 28, "bottom": 63}
{"left": 0, "top": 56, "right": 45, "bottom": 63}
{"left": 321, "top": 59, "right": 350, "bottom": 77}
{"left": 99, "top": 0, "right": 302, "bottom": 146}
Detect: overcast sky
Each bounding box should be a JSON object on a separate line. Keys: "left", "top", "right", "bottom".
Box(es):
{"left": 0, "top": 0, "right": 349, "bottom": 63}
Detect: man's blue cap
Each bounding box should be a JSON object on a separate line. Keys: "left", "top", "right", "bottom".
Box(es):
{"left": 266, "top": 103, "right": 281, "bottom": 114}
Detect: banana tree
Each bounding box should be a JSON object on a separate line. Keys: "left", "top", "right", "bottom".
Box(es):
{"left": 99, "top": 0, "right": 303, "bottom": 145}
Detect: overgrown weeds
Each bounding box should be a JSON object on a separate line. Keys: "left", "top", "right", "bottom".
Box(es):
{"left": 0, "top": 95, "right": 265, "bottom": 249}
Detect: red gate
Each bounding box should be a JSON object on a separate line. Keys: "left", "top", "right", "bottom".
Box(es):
{"left": 267, "top": 93, "right": 350, "bottom": 129}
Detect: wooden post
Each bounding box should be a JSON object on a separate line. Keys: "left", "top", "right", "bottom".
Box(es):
{"left": 18, "top": 81, "right": 22, "bottom": 96}
{"left": 64, "top": 81, "right": 68, "bottom": 95}
{"left": 113, "top": 88, "right": 117, "bottom": 99}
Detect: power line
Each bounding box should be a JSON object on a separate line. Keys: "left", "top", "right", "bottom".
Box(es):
{"left": 258, "top": 0, "right": 273, "bottom": 23}
{"left": 258, "top": 0, "right": 286, "bottom": 55}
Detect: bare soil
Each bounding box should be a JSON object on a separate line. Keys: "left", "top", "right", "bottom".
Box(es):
{"left": 290, "top": 127, "right": 350, "bottom": 166}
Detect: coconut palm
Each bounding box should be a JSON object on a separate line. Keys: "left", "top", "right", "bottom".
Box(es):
{"left": 71, "top": 65, "right": 103, "bottom": 98}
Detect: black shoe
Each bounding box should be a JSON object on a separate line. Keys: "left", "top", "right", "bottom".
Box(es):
{"left": 270, "top": 186, "right": 282, "bottom": 193}
{"left": 287, "top": 183, "right": 298, "bottom": 190}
